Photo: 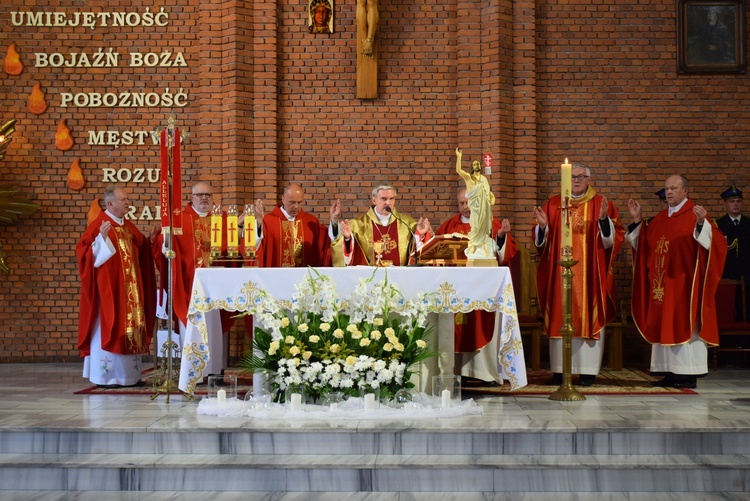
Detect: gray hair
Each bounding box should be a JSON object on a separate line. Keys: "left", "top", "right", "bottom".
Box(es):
{"left": 572, "top": 164, "right": 591, "bottom": 177}
{"left": 103, "top": 185, "right": 120, "bottom": 204}
{"left": 371, "top": 184, "right": 397, "bottom": 197}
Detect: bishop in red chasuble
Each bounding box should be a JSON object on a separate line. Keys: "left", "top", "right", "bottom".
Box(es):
{"left": 627, "top": 175, "right": 727, "bottom": 388}
{"left": 77, "top": 186, "right": 156, "bottom": 387}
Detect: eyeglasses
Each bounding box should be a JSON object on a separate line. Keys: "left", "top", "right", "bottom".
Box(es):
{"left": 192, "top": 193, "right": 212, "bottom": 198}
{"left": 572, "top": 175, "right": 590, "bottom": 182}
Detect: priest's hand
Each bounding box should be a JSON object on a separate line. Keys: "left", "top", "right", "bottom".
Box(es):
{"left": 693, "top": 205, "right": 707, "bottom": 226}
{"left": 532, "top": 206, "right": 547, "bottom": 229}
{"left": 330, "top": 199, "right": 342, "bottom": 224}
{"left": 627, "top": 199, "right": 642, "bottom": 223}
{"left": 497, "top": 218, "right": 511, "bottom": 238}
{"left": 253, "top": 199, "right": 265, "bottom": 222}
{"left": 149, "top": 222, "right": 161, "bottom": 243}
{"left": 599, "top": 197, "right": 609, "bottom": 220}
{"left": 340, "top": 219, "right": 352, "bottom": 239}
{"left": 417, "top": 217, "right": 432, "bottom": 237}
{"left": 99, "top": 221, "right": 111, "bottom": 239}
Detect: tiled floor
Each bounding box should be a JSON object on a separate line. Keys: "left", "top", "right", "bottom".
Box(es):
{"left": 1, "top": 363, "right": 750, "bottom": 500}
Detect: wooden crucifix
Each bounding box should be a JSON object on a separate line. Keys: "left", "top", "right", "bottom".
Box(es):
{"left": 356, "top": 0, "right": 379, "bottom": 99}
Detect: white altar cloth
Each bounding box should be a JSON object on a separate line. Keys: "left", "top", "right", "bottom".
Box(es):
{"left": 180, "top": 267, "right": 527, "bottom": 394}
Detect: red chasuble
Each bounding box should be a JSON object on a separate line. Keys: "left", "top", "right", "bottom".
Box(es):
{"left": 631, "top": 200, "right": 727, "bottom": 346}
{"left": 77, "top": 213, "right": 156, "bottom": 357}
{"left": 535, "top": 188, "right": 624, "bottom": 340}
{"left": 332, "top": 208, "right": 423, "bottom": 267}
{"left": 153, "top": 204, "right": 213, "bottom": 325}
{"left": 436, "top": 214, "right": 519, "bottom": 352}
{"left": 256, "top": 207, "right": 331, "bottom": 267}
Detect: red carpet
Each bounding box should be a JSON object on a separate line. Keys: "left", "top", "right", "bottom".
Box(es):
{"left": 462, "top": 368, "right": 698, "bottom": 396}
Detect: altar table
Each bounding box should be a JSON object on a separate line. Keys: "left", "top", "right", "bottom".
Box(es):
{"left": 179, "top": 267, "right": 527, "bottom": 394}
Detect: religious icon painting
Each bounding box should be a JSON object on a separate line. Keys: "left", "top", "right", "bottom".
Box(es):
{"left": 309, "top": 0, "right": 334, "bottom": 34}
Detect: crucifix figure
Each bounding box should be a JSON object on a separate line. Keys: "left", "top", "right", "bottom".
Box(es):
{"left": 356, "top": 0, "right": 379, "bottom": 99}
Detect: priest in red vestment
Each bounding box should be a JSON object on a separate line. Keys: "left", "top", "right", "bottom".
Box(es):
{"left": 77, "top": 186, "right": 156, "bottom": 388}
{"left": 436, "top": 187, "right": 518, "bottom": 383}
{"left": 626, "top": 174, "right": 727, "bottom": 389}
{"left": 152, "top": 181, "right": 235, "bottom": 377}
{"left": 253, "top": 183, "right": 333, "bottom": 268}
{"left": 332, "top": 184, "right": 432, "bottom": 267}
{"left": 533, "top": 165, "right": 624, "bottom": 386}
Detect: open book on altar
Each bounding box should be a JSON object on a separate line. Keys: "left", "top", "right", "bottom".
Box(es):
{"left": 416, "top": 233, "right": 469, "bottom": 266}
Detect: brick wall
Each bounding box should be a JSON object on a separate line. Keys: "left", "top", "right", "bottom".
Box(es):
{"left": 0, "top": 0, "right": 748, "bottom": 362}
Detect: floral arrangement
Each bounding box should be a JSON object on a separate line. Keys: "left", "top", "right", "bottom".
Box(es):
{"left": 239, "top": 268, "right": 435, "bottom": 402}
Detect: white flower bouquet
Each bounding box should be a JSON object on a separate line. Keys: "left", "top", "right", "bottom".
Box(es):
{"left": 239, "top": 268, "right": 435, "bottom": 402}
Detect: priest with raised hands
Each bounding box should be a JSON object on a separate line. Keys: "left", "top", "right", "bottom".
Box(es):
{"left": 77, "top": 185, "right": 156, "bottom": 388}
{"left": 152, "top": 181, "right": 235, "bottom": 378}
{"left": 251, "top": 182, "right": 334, "bottom": 268}
{"left": 332, "top": 184, "right": 432, "bottom": 267}
{"left": 436, "top": 184, "right": 518, "bottom": 384}
{"left": 626, "top": 174, "right": 727, "bottom": 389}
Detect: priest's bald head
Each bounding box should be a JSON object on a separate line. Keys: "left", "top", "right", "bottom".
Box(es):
{"left": 282, "top": 183, "right": 305, "bottom": 218}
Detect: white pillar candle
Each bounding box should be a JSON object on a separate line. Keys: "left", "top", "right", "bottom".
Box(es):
{"left": 217, "top": 388, "right": 227, "bottom": 404}
{"left": 364, "top": 393, "right": 376, "bottom": 410}
{"left": 290, "top": 392, "right": 302, "bottom": 412}
{"left": 441, "top": 388, "right": 451, "bottom": 409}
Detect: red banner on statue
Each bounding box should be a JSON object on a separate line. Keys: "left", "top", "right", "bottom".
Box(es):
{"left": 160, "top": 127, "right": 183, "bottom": 235}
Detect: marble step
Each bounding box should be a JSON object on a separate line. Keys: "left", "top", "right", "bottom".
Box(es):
{"left": 1, "top": 453, "right": 749, "bottom": 492}
{"left": 2, "top": 429, "right": 750, "bottom": 456}
{"left": 1, "top": 493, "right": 750, "bottom": 501}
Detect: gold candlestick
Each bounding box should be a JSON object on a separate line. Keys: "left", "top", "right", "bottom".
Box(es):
{"left": 548, "top": 257, "right": 585, "bottom": 401}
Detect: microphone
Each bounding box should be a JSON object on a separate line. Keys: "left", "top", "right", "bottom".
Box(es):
{"left": 385, "top": 206, "right": 419, "bottom": 266}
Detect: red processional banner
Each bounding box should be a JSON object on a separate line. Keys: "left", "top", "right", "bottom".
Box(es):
{"left": 160, "top": 127, "right": 182, "bottom": 235}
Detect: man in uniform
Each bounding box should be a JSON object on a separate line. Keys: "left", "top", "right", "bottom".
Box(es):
{"left": 716, "top": 186, "right": 750, "bottom": 318}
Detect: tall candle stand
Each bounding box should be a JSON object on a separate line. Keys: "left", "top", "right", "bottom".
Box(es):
{"left": 548, "top": 249, "right": 585, "bottom": 402}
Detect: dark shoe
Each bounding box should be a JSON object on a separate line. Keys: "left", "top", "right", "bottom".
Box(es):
{"left": 96, "top": 384, "right": 122, "bottom": 389}
{"left": 124, "top": 380, "right": 146, "bottom": 388}
{"left": 578, "top": 374, "right": 596, "bottom": 387}
{"left": 545, "top": 373, "right": 562, "bottom": 385}
{"left": 672, "top": 376, "right": 697, "bottom": 389}
{"left": 651, "top": 373, "right": 674, "bottom": 387}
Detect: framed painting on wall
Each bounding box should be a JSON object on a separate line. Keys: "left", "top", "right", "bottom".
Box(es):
{"left": 309, "top": 0, "right": 334, "bottom": 34}
{"left": 678, "top": 0, "right": 746, "bottom": 74}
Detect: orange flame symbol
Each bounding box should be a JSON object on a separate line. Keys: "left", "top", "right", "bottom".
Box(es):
{"left": 28, "top": 82, "right": 47, "bottom": 115}
{"left": 4, "top": 43, "right": 23, "bottom": 76}
{"left": 67, "top": 158, "right": 85, "bottom": 191}
{"left": 55, "top": 119, "right": 74, "bottom": 151}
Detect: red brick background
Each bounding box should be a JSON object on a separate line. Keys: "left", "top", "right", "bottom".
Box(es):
{"left": 0, "top": 0, "right": 748, "bottom": 362}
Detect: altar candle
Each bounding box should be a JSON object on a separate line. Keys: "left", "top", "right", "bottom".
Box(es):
{"left": 561, "top": 158, "right": 572, "bottom": 253}
{"left": 244, "top": 214, "right": 256, "bottom": 248}
{"left": 210, "top": 213, "right": 223, "bottom": 250}
{"left": 441, "top": 389, "right": 452, "bottom": 409}
{"left": 364, "top": 393, "right": 376, "bottom": 410}
{"left": 290, "top": 393, "right": 302, "bottom": 412}
{"left": 226, "top": 213, "right": 239, "bottom": 249}
{"left": 216, "top": 388, "right": 226, "bottom": 403}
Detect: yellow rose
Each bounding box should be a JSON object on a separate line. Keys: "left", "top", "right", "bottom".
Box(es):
{"left": 346, "top": 324, "right": 358, "bottom": 333}
{"left": 280, "top": 317, "right": 290, "bottom": 328}
{"left": 370, "top": 330, "right": 381, "bottom": 340}
{"left": 303, "top": 351, "right": 312, "bottom": 360}
{"left": 346, "top": 356, "right": 357, "bottom": 366}
{"left": 285, "top": 335, "right": 295, "bottom": 344}
{"left": 330, "top": 344, "right": 340, "bottom": 353}
{"left": 383, "top": 343, "right": 393, "bottom": 352}
{"left": 309, "top": 335, "right": 320, "bottom": 343}
{"left": 359, "top": 338, "right": 371, "bottom": 347}
{"left": 384, "top": 327, "right": 395, "bottom": 337}
{"left": 416, "top": 339, "right": 426, "bottom": 349}
{"left": 289, "top": 346, "right": 300, "bottom": 356}
{"left": 298, "top": 323, "right": 309, "bottom": 333}
{"left": 374, "top": 318, "right": 384, "bottom": 326}
{"left": 320, "top": 323, "right": 331, "bottom": 332}
{"left": 333, "top": 329, "right": 344, "bottom": 339}
{"left": 351, "top": 331, "right": 362, "bottom": 339}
